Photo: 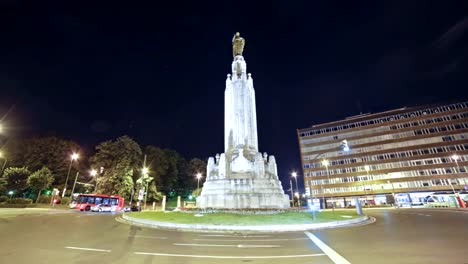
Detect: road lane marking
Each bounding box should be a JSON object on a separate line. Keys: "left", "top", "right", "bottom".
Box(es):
{"left": 304, "top": 232, "right": 351, "bottom": 264}
{"left": 134, "top": 252, "right": 326, "bottom": 259}
{"left": 194, "top": 238, "right": 308, "bottom": 242}
{"left": 174, "top": 243, "right": 280, "bottom": 248}
{"left": 134, "top": 235, "right": 167, "bottom": 239}
{"left": 198, "top": 234, "right": 271, "bottom": 238}
{"left": 65, "top": 246, "right": 111, "bottom": 252}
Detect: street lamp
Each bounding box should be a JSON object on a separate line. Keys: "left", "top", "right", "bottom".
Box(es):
{"left": 90, "top": 169, "right": 98, "bottom": 192}
{"left": 322, "top": 159, "right": 334, "bottom": 212}
{"left": 363, "top": 165, "right": 371, "bottom": 207}
{"left": 196, "top": 173, "right": 202, "bottom": 194}
{"left": 451, "top": 154, "right": 466, "bottom": 189}
{"left": 8, "top": 190, "right": 13, "bottom": 199}
{"left": 387, "top": 180, "right": 396, "bottom": 206}
{"left": 0, "top": 151, "right": 7, "bottom": 177}
{"left": 62, "top": 152, "right": 79, "bottom": 198}
{"left": 291, "top": 171, "right": 300, "bottom": 207}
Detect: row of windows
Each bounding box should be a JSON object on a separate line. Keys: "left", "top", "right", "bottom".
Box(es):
{"left": 304, "top": 133, "right": 468, "bottom": 161}
{"left": 301, "top": 120, "right": 468, "bottom": 153}
{"left": 309, "top": 178, "right": 468, "bottom": 195}
{"left": 308, "top": 165, "right": 467, "bottom": 184}
{"left": 304, "top": 144, "right": 468, "bottom": 170}
{"left": 301, "top": 111, "right": 468, "bottom": 148}
{"left": 307, "top": 159, "right": 467, "bottom": 178}
{"left": 299, "top": 102, "right": 468, "bottom": 138}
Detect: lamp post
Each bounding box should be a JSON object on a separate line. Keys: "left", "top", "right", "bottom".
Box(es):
{"left": 90, "top": 169, "right": 98, "bottom": 192}
{"left": 322, "top": 159, "right": 334, "bottom": 212}
{"left": 387, "top": 180, "right": 396, "bottom": 205}
{"left": 62, "top": 153, "right": 79, "bottom": 198}
{"left": 363, "top": 165, "right": 371, "bottom": 208}
{"left": 70, "top": 172, "right": 80, "bottom": 199}
{"left": 451, "top": 154, "right": 467, "bottom": 188}
{"left": 196, "top": 173, "right": 202, "bottom": 195}
{"left": 0, "top": 151, "right": 7, "bottom": 177}
{"left": 291, "top": 172, "right": 300, "bottom": 207}
{"left": 8, "top": 190, "right": 13, "bottom": 199}
{"left": 289, "top": 179, "right": 294, "bottom": 205}
{"left": 142, "top": 166, "right": 149, "bottom": 210}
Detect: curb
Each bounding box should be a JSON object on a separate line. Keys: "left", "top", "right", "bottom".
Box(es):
{"left": 117, "top": 213, "right": 374, "bottom": 233}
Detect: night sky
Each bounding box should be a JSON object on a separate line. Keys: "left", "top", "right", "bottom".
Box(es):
{"left": 1, "top": 1, "right": 468, "bottom": 190}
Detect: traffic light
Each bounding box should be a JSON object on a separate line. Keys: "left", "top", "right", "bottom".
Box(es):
{"left": 341, "top": 140, "right": 350, "bottom": 152}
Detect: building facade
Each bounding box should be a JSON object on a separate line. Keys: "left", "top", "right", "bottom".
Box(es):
{"left": 297, "top": 101, "right": 468, "bottom": 208}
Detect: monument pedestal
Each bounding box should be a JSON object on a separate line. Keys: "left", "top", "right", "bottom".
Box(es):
{"left": 196, "top": 33, "right": 290, "bottom": 209}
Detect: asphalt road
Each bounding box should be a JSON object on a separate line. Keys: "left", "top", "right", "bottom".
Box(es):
{"left": 0, "top": 208, "right": 467, "bottom": 264}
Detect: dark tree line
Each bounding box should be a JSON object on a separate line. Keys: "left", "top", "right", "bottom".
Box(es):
{"left": 0, "top": 135, "right": 206, "bottom": 202}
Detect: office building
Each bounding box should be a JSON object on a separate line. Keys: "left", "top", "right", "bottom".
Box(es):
{"left": 297, "top": 101, "right": 468, "bottom": 207}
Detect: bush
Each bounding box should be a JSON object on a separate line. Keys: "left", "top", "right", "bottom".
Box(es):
{"left": 8, "top": 198, "right": 33, "bottom": 204}
{"left": 0, "top": 196, "right": 8, "bottom": 203}
{"left": 37, "top": 195, "right": 51, "bottom": 204}
{"left": 61, "top": 197, "right": 70, "bottom": 205}
{"left": 0, "top": 204, "right": 37, "bottom": 208}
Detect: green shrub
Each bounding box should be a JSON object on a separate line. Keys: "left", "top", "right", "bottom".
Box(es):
{"left": 8, "top": 198, "right": 33, "bottom": 204}
{"left": 61, "top": 197, "right": 70, "bottom": 205}
{"left": 0, "top": 204, "right": 37, "bottom": 208}
{"left": 0, "top": 196, "right": 8, "bottom": 203}
{"left": 37, "top": 195, "right": 51, "bottom": 204}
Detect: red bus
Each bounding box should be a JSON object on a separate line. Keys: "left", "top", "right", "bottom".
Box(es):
{"left": 76, "top": 194, "right": 125, "bottom": 212}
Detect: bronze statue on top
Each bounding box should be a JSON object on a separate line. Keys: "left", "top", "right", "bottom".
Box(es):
{"left": 232, "top": 32, "right": 245, "bottom": 57}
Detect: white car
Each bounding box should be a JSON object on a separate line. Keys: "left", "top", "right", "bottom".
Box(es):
{"left": 90, "top": 204, "right": 116, "bottom": 212}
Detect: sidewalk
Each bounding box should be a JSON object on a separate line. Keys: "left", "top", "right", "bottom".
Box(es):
{"left": 117, "top": 213, "right": 374, "bottom": 233}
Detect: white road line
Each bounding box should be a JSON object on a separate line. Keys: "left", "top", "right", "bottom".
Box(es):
{"left": 198, "top": 234, "right": 270, "bottom": 238}
{"left": 134, "top": 252, "right": 326, "bottom": 259}
{"left": 174, "top": 243, "right": 280, "bottom": 248}
{"left": 194, "top": 238, "right": 308, "bottom": 242}
{"left": 424, "top": 215, "right": 431, "bottom": 217}
{"left": 304, "top": 232, "right": 351, "bottom": 264}
{"left": 65, "top": 246, "right": 111, "bottom": 252}
{"left": 174, "top": 243, "right": 234, "bottom": 248}
{"left": 134, "top": 235, "right": 167, "bottom": 239}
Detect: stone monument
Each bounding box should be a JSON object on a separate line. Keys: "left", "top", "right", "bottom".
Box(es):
{"left": 196, "top": 33, "right": 290, "bottom": 209}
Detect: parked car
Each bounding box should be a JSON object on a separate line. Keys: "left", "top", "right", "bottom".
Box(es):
{"left": 123, "top": 205, "right": 141, "bottom": 212}
{"left": 90, "top": 204, "right": 116, "bottom": 212}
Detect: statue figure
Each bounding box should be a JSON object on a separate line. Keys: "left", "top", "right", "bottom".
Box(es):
{"left": 232, "top": 32, "right": 245, "bottom": 57}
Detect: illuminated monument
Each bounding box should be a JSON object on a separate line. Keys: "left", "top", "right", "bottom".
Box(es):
{"left": 196, "top": 33, "right": 290, "bottom": 208}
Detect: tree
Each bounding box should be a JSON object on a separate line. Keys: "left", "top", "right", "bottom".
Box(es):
{"left": 28, "top": 166, "right": 54, "bottom": 203}
{"left": 90, "top": 136, "right": 142, "bottom": 198}
{"left": 3, "top": 137, "right": 82, "bottom": 187}
{"left": 189, "top": 158, "right": 207, "bottom": 190}
{"left": 0, "top": 176, "right": 7, "bottom": 194}
{"left": 3, "top": 167, "right": 31, "bottom": 193}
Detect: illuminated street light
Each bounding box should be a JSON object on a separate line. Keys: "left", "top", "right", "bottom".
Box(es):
{"left": 364, "top": 165, "right": 370, "bottom": 172}
{"left": 196, "top": 173, "right": 202, "bottom": 194}
{"left": 63, "top": 152, "right": 79, "bottom": 198}
{"left": 321, "top": 159, "right": 330, "bottom": 167}
{"left": 8, "top": 190, "right": 13, "bottom": 199}
{"left": 90, "top": 169, "right": 97, "bottom": 177}
{"left": 321, "top": 159, "right": 334, "bottom": 212}
{"left": 142, "top": 167, "right": 149, "bottom": 175}
{"left": 291, "top": 171, "right": 300, "bottom": 207}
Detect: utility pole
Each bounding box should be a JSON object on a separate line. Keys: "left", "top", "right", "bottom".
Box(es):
{"left": 289, "top": 179, "right": 294, "bottom": 206}
{"left": 70, "top": 172, "right": 80, "bottom": 199}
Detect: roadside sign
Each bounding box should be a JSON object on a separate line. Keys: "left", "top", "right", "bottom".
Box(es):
{"left": 138, "top": 188, "right": 145, "bottom": 201}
